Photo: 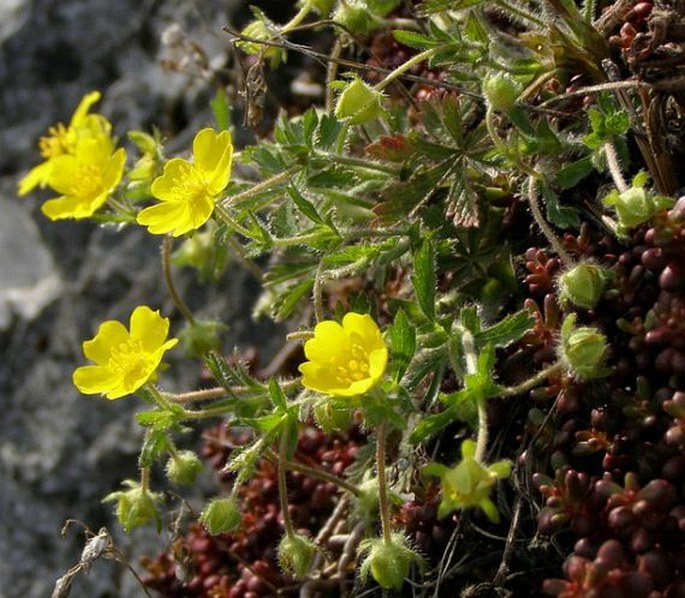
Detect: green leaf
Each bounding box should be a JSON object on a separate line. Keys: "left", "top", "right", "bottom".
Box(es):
{"left": 412, "top": 239, "right": 437, "bottom": 320}
{"left": 315, "top": 114, "right": 344, "bottom": 150}
{"left": 541, "top": 182, "right": 581, "bottom": 229}
{"left": 302, "top": 108, "right": 318, "bottom": 147}
{"left": 272, "top": 279, "right": 314, "bottom": 321}
{"left": 392, "top": 30, "right": 439, "bottom": 49}
{"left": 243, "top": 412, "right": 286, "bottom": 433}
{"left": 211, "top": 88, "right": 231, "bottom": 131}
{"left": 138, "top": 429, "right": 169, "bottom": 467}
{"left": 556, "top": 156, "right": 594, "bottom": 189}
{"left": 287, "top": 184, "right": 324, "bottom": 224}
{"left": 459, "top": 306, "right": 481, "bottom": 334}
{"left": 390, "top": 309, "right": 416, "bottom": 382}
{"left": 268, "top": 378, "right": 287, "bottom": 411}
{"left": 476, "top": 309, "right": 535, "bottom": 348}
{"left": 410, "top": 406, "right": 458, "bottom": 443}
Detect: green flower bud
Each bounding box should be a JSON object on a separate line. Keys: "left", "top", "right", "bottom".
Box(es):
{"left": 332, "top": 1, "right": 383, "bottom": 35}
{"left": 277, "top": 533, "right": 318, "bottom": 578}
{"left": 367, "top": 0, "right": 402, "bottom": 15}
{"left": 178, "top": 319, "right": 226, "bottom": 357}
{"left": 483, "top": 72, "right": 522, "bottom": 112}
{"left": 557, "top": 263, "right": 609, "bottom": 309}
{"left": 165, "top": 450, "right": 203, "bottom": 485}
{"left": 559, "top": 314, "right": 609, "bottom": 379}
{"left": 299, "top": 0, "right": 335, "bottom": 16}
{"left": 103, "top": 480, "right": 163, "bottom": 533}
{"left": 358, "top": 532, "right": 424, "bottom": 590}
{"left": 200, "top": 496, "right": 242, "bottom": 535}
{"left": 603, "top": 172, "right": 674, "bottom": 233}
{"left": 424, "top": 439, "right": 512, "bottom": 523}
{"left": 334, "top": 78, "right": 384, "bottom": 125}
{"left": 236, "top": 19, "right": 285, "bottom": 67}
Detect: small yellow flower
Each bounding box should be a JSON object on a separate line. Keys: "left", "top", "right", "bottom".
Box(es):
{"left": 136, "top": 128, "right": 233, "bottom": 237}
{"left": 73, "top": 306, "right": 178, "bottom": 400}
{"left": 19, "top": 91, "right": 111, "bottom": 196}
{"left": 299, "top": 313, "right": 388, "bottom": 397}
{"left": 40, "top": 134, "right": 126, "bottom": 220}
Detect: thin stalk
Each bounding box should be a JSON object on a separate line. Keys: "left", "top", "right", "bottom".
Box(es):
{"left": 219, "top": 167, "right": 299, "bottom": 209}
{"left": 225, "top": 235, "right": 264, "bottom": 282}
{"left": 326, "top": 37, "right": 344, "bottom": 113}
{"left": 140, "top": 466, "right": 150, "bottom": 493}
{"left": 314, "top": 151, "right": 400, "bottom": 175}
{"left": 162, "top": 236, "right": 195, "bottom": 324}
{"left": 278, "top": 427, "right": 296, "bottom": 538}
{"left": 499, "top": 362, "right": 564, "bottom": 398}
{"left": 171, "top": 387, "right": 229, "bottom": 403}
{"left": 214, "top": 203, "right": 256, "bottom": 238}
{"left": 604, "top": 141, "right": 628, "bottom": 193}
{"left": 373, "top": 48, "right": 436, "bottom": 92}
{"left": 461, "top": 329, "right": 489, "bottom": 464}
{"left": 526, "top": 176, "right": 574, "bottom": 268}
{"left": 265, "top": 449, "right": 362, "bottom": 497}
{"left": 313, "top": 262, "right": 325, "bottom": 323}
{"left": 146, "top": 383, "right": 177, "bottom": 413}
{"left": 281, "top": 1, "right": 313, "bottom": 34}
{"left": 495, "top": 0, "right": 545, "bottom": 26}
{"left": 376, "top": 422, "right": 393, "bottom": 544}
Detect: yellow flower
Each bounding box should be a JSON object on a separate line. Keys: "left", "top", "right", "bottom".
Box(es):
{"left": 136, "top": 128, "right": 233, "bottom": 237}
{"left": 18, "top": 91, "right": 111, "bottom": 196}
{"left": 40, "top": 134, "right": 126, "bottom": 220}
{"left": 299, "top": 313, "right": 388, "bottom": 397}
{"left": 73, "top": 306, "right": 178, "bottom": 400}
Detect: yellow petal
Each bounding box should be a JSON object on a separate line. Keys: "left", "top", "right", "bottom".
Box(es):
{"left": 129, "top": 306, "right": 170, "bottom": 350}
{"left": 41, "top": 196, "right": 86, "bottom": 220}
{"left": 103, "top": 148, "right": 127, "bottom": 190}
{"left": 82, "top": 320, "right": 130, "bottom": 363}
{"left": 151, "top": 159, "right": 192, "bottom": 202}
{"left": 193, "top": 129, "right": 232, "bottom": 173}
{"left": 299, "top": 362, "right": 335, "bottom": 393}
{"left": 305, "top": 321, "right": 348, "bottom": 361}
{"left": 73, "top": 364, "right": 120, "bottom": 395}
{"left": 367, "top": 347, "right": 388, "bottom": 379}
{"left": 18, "top": 161, "right": 53, "bottom": 196}
{"left": 69, "top": 91, "right": 101, "bottom": 127}
{"left": 343, "top": 312, "right": 384, "bottom": 351}
{"left": 137, "top": 202, "right": 186, "bottom": 235}
{"left": 46, "top": 155, "right": 80, "bottom": 194}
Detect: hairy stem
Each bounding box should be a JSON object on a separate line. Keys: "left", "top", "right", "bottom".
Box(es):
{"left": 162, "top": 236, "right": 195, "bottom": 324}
{"left": 526, "top": 177, "right": 574, "bottom": 268}
{"left": 278, "top": 426, "right": 296, "bottom": 538}
{"left": 376, "top": 422, "right": 393, "bottom": 544}
{"left": 604, "top": 141, "right": 628, "bottom": 193}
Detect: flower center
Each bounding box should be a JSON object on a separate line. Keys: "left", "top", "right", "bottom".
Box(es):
{"left": 109, "top": 340, "right": 149, "bottom": 384}
{"left": 72, "top": 164, "right": 104, "bottom": 198}
{"left": 333, "top": 343, "right": 370, "bottom": 386}
{"left": 171, "top": 171, "right": 212, "bottom": 207}
{"left": 39, "top": 123, "right": 74, "bottom": 158}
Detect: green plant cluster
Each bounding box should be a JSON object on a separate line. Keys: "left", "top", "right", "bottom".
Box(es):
{"left": 23, "top": 0, "right": 685, "bottom": 595}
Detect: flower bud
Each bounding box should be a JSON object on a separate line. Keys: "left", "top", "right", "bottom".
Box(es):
{"left": 332, "top": 1, "right": 383, "bottom": 34}
{"left": 277, "top": 533, "right": 318, "bottom": 578}
{"left": 483, "top": 72, "right": 522, "bottom": 112}
{"left": 237, "top": 18, "right": 285, "bottom": 67}
{"left": 334, "top": 78, "right": 384, "bottom": 125}
{"left": 358, "top": 532, "right": 424, "bottom": 590}
{"left": 603, "top": 173, "right": 673, "bottom": 233}
{"left": 178, "top": 319, "right": 226, "bottom": 357}
{"left": 103, "top": 480, "right": 163, "bottom": 533}
{"left": 557, "top": 263, "right": 609, "bottom": 309}
{"left": 165, "top": 450, "right": 203, "bottom": 485}
{"left": 559, "top": 314, "right": 609, "bottom": 379}
{"left": 200, "top": 496, "right": 242, "bottom": 535}
{"left": 300, "top": 0, "right": 335, "bottom": 16}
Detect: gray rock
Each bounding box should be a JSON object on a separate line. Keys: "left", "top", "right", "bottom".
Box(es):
{"left": 0, "top": 190, "right": 62, "bottom": 330}
{"left": 0, "top": 1, "right": 285, "bottom": 597}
